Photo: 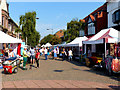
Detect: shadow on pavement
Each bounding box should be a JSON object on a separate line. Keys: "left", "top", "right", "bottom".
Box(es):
{"left": 83, "top": 68, "right": 120, "bottom": 82}
{"left": 72, "top": 67, "right": 81, "bottom": 71}
{"left": 67, "top": 60, "right": 84, "bottom": 67}
{"left": 64, "top": 58, "right": 120, "bottom": 82}
{"left": 54, "top": 70, "right": 64, "bottom": 72}
{"left": 108, "top": 85, "right": 120, "bottom": 89}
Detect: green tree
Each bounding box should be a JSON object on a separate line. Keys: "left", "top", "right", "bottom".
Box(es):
{"left": 19, "top": 11, "right": 40, "bottom": 47}
{"left": 51, "top": 36, "right": 62, "bottom": 45}
{"left": 40, "top": 34, "right": 61, "bottom": 45}
{"left": 64, "top": 18, "right": 85, "bottom": 43}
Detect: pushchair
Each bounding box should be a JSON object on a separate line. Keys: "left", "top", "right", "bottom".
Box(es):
{"left": 3, "top": 56, "right": 23, "bottom": 74}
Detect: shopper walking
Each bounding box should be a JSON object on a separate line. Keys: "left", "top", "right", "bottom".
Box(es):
{"left": 35, "top": 49, "right": 40, "bottom": 68}
{"left": 49, "top": 47, "right": 52, "bottom": 58}
{"left": 62, "top": 48, "right": 67, "bottom": 61}
{"left": 23, "top": 47, "right": 28, "bottom": 70}
{"left": 54, "top": 48, "right": 57, "bottom": 60}
{"left": 44, "top": 47, "right": 48, "bottom": 60}
{"left": 47, "top": 47, "right": 50, "bottom": 58}
{"left": 68, "top": 49, "right": 73, "bottom": 61}
{"left": 57, "top": 46, "right": 59, "bottom": 58}
{"left": 27, "top": 49, "right": 31, "bottom": 64}
{"left": 30, "top": 47, "right": 35, "bottom": 69}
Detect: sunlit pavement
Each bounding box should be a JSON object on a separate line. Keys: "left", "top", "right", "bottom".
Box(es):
{"left": 1, "top": 56, "right": 120, "bottom": 89}
{"left": 2, "top": 80, "right": 119, "bottom": 89}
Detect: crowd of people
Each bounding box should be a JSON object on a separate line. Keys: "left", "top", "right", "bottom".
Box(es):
{"left": 2, "top": 46, "right": 73, "bottom": 70}
{"left": 39, "top": 46, "right": 73, "bottom": 61}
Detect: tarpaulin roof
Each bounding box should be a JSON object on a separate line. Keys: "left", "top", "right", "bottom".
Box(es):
{"left": 83, "top": 28, "right": 120, "bottom": 44}
{"left": 45, "top": 43, "right": 52, "bottom": 47}
{"left": 65, "top": 36, "right": 88, "bottom": 47}
{"left": 0, "top": 31, "right": 22, "bottom": 43}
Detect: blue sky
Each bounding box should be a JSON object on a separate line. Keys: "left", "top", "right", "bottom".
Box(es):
{"left": 8, "top": 2, "right": 105, "bottom": 39}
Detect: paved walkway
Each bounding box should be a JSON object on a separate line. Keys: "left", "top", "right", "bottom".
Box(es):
{"left": 2, "top": 80, "right": 119, "bottom": 89}
{"left": 1, "top": 56, "right": 120, "bottom": 89}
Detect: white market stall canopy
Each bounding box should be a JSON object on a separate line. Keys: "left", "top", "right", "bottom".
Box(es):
{"left": 0, "top": 31, "right": 22, "bottom": 43}
{"left": 41, "top": 44, "right": 45, "bottom": 47}
{"left": 65, "top": 36, "right": 88, "bottom": 47}
{"left": 54, "top": 44, "right": 66, "bottom": 47}
{"left": 83, "top": 28, "right": 120, "bottom": 44}
{"left": 45, "top": 43, "right": 52, "bottom": 47}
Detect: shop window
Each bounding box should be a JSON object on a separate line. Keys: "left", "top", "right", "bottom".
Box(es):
{"left": 2, "top": 16, "right": 4, "bottom": 26}
{"left": 112, "top": 9, "right": 120, "bottom": 23}
{"left": 88, "top": 23, "right": 95, "bottom": 35}
{"left": 6, "top": 18, "right": 7, "bottom": 28}
{"left": 116, "top": 11, "right": 119, "bottom": 21}
{"left": 79, "top": 30, "right": 84, "bottom": 36}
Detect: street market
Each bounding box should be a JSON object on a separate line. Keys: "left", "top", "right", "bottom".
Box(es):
{"left": 0, "top": 0, "right": 120, "bottom": 89}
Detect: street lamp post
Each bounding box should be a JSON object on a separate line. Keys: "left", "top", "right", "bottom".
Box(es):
{"left": 47, "top": 29, "right": 53, "bottom": 35}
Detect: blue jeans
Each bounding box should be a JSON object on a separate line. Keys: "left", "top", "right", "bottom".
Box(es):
{"left": 45, "top": 54, "right": 47, "bottom": 60}
{"left": 69, "top": 56, "right": 72, "bottom": 61}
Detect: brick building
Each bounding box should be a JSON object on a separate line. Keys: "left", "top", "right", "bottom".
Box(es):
{"left": 55, "top": 30, "right": 64, "bottom": 38}
{"left": 81, "top": 3, "right": 108, "bottom": 38}
{"left": 0, "top": 0, "right": 20, "bottom": 38}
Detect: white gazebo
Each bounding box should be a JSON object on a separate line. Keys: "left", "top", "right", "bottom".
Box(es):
{"left": 44, "top": 43, "right": 52, "bottom": 47}
{"left": 41, "top": 44, "right": 45, "bottom": 47}
{"left": 65, "top": 36, "right": 88, "bottom": 47}
{"left": 0, "top": 31, "right": 22, "bottom": 43}
{"left": 83, "top": 28, "right": 120, "bottom": 57}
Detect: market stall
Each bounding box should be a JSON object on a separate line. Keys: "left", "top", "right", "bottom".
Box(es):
{"left": 82, "top": 28, "right": 120, "bottom": 74}
{"left": 83, "top": 28, "right": 120, "bottom": 57}
{"left": 41, "top": 44, "right": 45, "bottom": 47}
{"left": 0, "top": 31, "right": 22, "bottom": 70}
{"left": 64, "top": 36, "right": 88, "bottom": 60}
{"left": 44, "top": 43, "right": 52, "bottom": 47}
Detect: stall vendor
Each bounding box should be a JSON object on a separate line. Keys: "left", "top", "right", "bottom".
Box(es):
{"left": 5, "top": 49, "right": 17, "bottom": 60}
{"left": 88, "top": 47, "right": 92, "bottom": 57}
{"left": 23, "top": 47, "right": 28, "bottom": 70}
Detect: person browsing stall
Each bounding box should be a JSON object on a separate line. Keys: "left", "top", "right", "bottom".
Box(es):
{"left": 23, "top": 47, "right": 29, "bottom": 70}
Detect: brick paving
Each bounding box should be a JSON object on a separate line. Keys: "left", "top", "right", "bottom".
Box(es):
{"left": 1, "top": 56, "right": 120, "bottom": 89}
{"left": 1, "top": 80, "right": 119, "bottom": 89}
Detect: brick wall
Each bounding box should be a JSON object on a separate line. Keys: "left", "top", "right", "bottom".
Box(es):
{"left": 55, "top": 30, "right": 64, "bottom": 38}
{"left": 83, "top": 3, "right": 108, "bottom": 38}
{"left": 2, "top": 10, "right": 9, "bottom": 29}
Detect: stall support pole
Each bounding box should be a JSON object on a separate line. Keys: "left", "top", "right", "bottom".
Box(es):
{"left": 79, "top": 46, "right": 80, "bottom": 62}
{"left": 85, "top": 44, "right": 86, "bottom": 54}
{"left": 105, "top": 39, "right": 106, "bottom": 58}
